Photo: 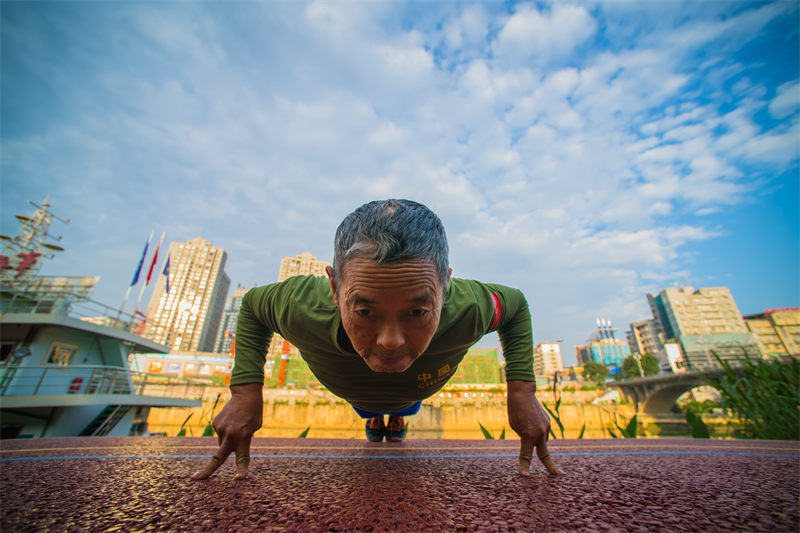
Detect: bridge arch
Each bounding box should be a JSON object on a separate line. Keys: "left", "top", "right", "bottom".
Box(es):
{"left": 641, "top": 384, "right": 706, "bottom": 414}
{"left": 608, "top": 370, "right": 727, "bottom": 415}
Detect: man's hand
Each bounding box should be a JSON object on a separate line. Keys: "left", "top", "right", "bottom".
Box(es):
{"left": 507, "top": 380, "right": 565, "bottom": 477}
{"left": 191, "top": 382, "right": 263, "bottom": 481}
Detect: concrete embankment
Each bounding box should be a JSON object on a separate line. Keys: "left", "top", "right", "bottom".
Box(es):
{"left": 145, "top": 388, "right": 731, "bottom": 439}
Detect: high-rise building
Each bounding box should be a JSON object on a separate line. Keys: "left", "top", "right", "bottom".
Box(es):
{"left": 534, "top": 342, "right": 564, "bottom": 380}
{"left": 581, "top": 319, "right": 631, "bottom": 369}
{"left": 647, "top": 285, "right": 761, "bottom": 369}
{"left": 267, "top": 252, "right": 330, "bottom": 380}
{"left": 213, "top": 285, "right": 249, "bottom": 354}
{"left": 743, "top": 308, "right": 800, "bottom": 359}
{"left": 143, "top": 238, "right": 231, "bottom": 352}
{"left": 278, "top": 251, "right": 329, "bottom": 280}
{"left": 626, "top": 319, "right": 664, "bottom": 355}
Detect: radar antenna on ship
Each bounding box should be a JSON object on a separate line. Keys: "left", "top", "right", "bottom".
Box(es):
{"left": 0, "top": 198, "right": 69, "bottom": 282}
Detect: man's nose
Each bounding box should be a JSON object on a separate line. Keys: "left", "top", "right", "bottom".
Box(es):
{"left": 376, "top": 321, "right": 404, "bottom": 350}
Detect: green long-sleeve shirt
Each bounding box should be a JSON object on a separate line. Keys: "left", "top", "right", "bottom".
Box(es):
{"left": 232, "top": 275, "right": 535, "bottom": 413}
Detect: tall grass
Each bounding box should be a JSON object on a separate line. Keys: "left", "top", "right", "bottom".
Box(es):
{"left": 478, "top": 422, "right": 505, "bottom": 439}
{"left": 702, "top": 352, "right": 799, "bottom": 441}
{"left": 607, "top": 414, "right": 637, "bottom": 439}
{"left": 541, "top": 372, "right": 586, "bottom": 439}
{"left": 201, "top": 393, "right": 221, "bottom": 437}
{"left": 176, "top": 413, "right": 193, "bottom": 437}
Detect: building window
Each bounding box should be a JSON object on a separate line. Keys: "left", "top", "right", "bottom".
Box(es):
{"left": 45, "top": 342, "right": 79, "bottom": 366}
{"left": 149, "top": 360, "right": 164, "bottom": 373}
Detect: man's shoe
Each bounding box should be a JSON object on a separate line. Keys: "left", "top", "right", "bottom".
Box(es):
{"left": 386, "top": 415, "right": 407, "bottom": 442}
{"left": 366, "top": 416, "right": 386, "bottom": 442}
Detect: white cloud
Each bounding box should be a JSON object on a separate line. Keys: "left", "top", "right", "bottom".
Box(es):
{"left": 2, "top": 1, "right": 797, "bottom": 360}
{"left": 442, "top": 4, "right": 489, "bottom": 52}
{"left": 494, "top": 3, "right": 596, "bottom": 64}
{"left": 769, "top": 81, "right": 800, "bottom": 119}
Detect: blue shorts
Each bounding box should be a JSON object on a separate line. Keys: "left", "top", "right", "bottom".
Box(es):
{"left": 351, "top": 401, "right": 422, "bottom": 419}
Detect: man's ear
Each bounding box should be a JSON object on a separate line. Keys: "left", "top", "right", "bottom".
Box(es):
{"left": 325, "top": 265, "right": 339, "bottom": 306}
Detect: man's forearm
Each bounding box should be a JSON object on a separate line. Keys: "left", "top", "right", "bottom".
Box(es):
{"left": 490, "top": 287, "right": 535, "bottom": 381}
{"left": 230, "top": 292, "right": 273, "bottom": 386}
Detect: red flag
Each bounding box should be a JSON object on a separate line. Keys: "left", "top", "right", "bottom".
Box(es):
{"left": 145, "top": 233, "right": 164, "bottom": 286}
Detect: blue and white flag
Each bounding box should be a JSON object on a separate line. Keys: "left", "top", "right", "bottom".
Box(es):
{"left": 163, "top": 255, "right": 170, "bottom": 294}
{"left": 130, "top": 233, "right": 152, "bottom": 287}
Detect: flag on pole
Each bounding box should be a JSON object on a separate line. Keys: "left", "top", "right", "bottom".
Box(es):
{"left": 162, "top": 255, "right": 170, "bottom": 294}
{"left": 130, "top": 231, "right": 153, "bottom": 287}
{"left": 135, "top": 231, "right": 164, "bottom": 310}
{"left": 145, "top": 232, "right": 164, "bottom": 286}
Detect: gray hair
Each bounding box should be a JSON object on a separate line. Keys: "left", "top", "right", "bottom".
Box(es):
{"left": 332, "top": 199, "right": 450, "bottom": 290}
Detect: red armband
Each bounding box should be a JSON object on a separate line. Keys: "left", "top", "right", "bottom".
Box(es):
{"left": 489, "top": 292, "right": 502, "bottom": 331}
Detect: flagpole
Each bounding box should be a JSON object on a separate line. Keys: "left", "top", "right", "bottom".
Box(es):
{"left": 119, "top": 230, "right": 153, "bottom": 320}
{"left": 135, "top": 231, "right": 164, "bottom": 312}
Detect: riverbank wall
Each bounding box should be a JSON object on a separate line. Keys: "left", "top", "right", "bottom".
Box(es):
{"left": 145, "top": 387, "right": 735, "bottom": 439}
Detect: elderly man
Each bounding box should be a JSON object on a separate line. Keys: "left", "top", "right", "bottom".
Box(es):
{"left": 192, "top": 199, "right": 563, "bottom": 480}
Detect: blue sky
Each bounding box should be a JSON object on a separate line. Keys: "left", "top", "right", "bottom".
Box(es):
{"left": 2, "top": 1, "right": 798, "bottom": 365}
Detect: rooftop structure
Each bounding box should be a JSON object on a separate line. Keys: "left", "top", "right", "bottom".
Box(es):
{"left": 580, "top": 319, "right": 630, "bottom": 370}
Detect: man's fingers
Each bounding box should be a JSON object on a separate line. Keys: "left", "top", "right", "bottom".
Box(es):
{"left": 191, "top": 443, "right": 233, "bottom": 480}
{"left": 518, "top": 436, "right": 566, "bottom": 477}
{"left": 535, "top": 441, "right": 565, "bottom": 476}
{"left": 517, "top": 435, "right": 535, "bottom": 477}
{"left": 233, "top": 437, "right": 253, "bottom": 480}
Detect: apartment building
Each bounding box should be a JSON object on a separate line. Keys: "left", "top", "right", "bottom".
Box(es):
{"left": 143, "top": 238, "right": 230, "bottom": 352}
{"left": 744, "top": 307, "right": 800, "bottom": 359}
{"left": 647, "top": 285, "right": 761, "bottom": 369}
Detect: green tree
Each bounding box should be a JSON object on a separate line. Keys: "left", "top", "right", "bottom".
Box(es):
{"left": 583, "top": 361, "right": 610, "bottom": 382}
{"left": 621, "top": 353, "right": 660, "bottom": 379}
{"left": 640, "top": 353, "right": 660, "bottom": 375}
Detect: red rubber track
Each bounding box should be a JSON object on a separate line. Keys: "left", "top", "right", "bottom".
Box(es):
{"left": 2, "top": 437, "right": 798, "bottom": 532}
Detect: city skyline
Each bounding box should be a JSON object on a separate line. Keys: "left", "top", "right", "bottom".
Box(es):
{"left": 2, "top": 2, "right": 798, "bottom": 365}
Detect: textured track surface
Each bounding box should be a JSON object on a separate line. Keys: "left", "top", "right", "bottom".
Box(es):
{"left": 2, "top": 437, "right": 798, "bottom": 532}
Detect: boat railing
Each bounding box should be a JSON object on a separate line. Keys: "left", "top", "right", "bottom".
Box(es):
{"left": 0, "top": 284, "right": 154, "bottom": 337}
{"left": 0, "top": 364, "right": 207, "bottom": 400}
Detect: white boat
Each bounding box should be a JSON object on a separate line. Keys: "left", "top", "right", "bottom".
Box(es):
{"left": 0, "top": 200, "right": 203, "bottom": 438}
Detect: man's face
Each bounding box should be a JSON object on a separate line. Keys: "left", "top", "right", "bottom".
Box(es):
{"left": 327, "top": 257, "right": 448, "bottom": 373}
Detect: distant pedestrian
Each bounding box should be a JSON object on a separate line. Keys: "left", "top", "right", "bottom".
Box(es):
{"left": 192, "top": 199, "right": 564, "bottom": 480}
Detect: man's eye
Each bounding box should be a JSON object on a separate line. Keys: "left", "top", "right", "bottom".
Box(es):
{"left": 411, "top": 309, "right": 428, "bottom": 317}
{"left": 356, "top": 309, "right": 372, "bottom": 317}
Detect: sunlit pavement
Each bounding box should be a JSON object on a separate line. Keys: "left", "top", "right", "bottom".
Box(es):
{"left": 2, "top": 437, "right": 798, "bottom": 532}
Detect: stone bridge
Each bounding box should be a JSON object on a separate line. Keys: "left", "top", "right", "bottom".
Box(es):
{"left": 607, "top": 368, "right": 735, "bottom": 414}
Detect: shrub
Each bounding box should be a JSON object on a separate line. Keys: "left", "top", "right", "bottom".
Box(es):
{"left": 702, "top": 352, "right": 799, "bottom": 440}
